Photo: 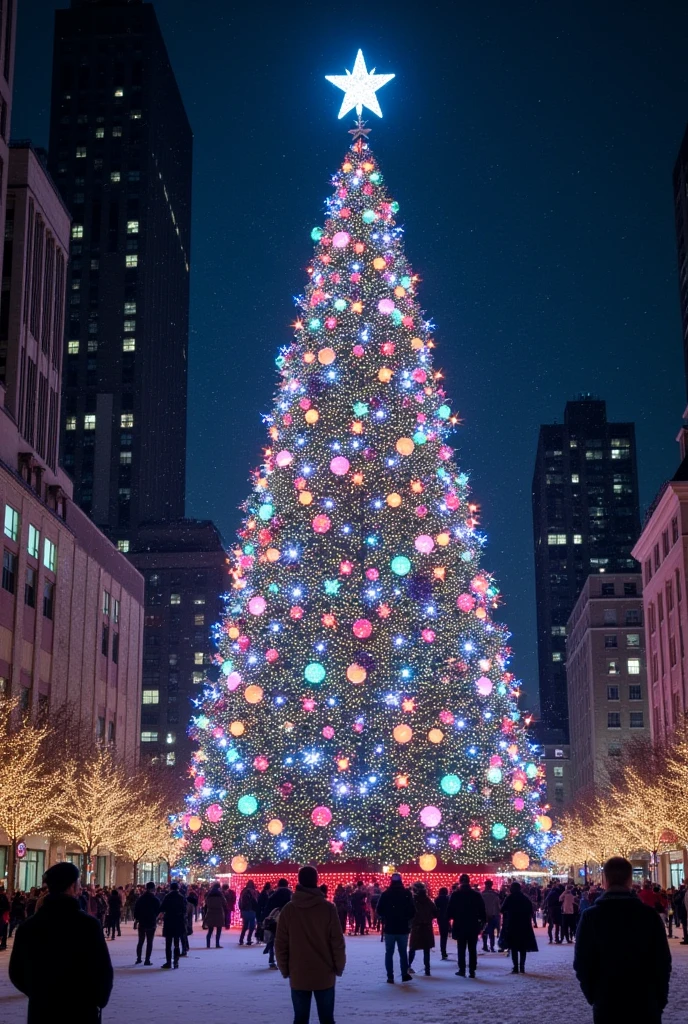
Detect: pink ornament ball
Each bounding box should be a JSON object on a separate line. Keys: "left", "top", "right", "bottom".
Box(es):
{"left": 378, "top": 298, "right": 395, "bottom": 315}
{"left": 265, "top": 648, "right": 279, "bottom": 664}
{"left": 448, "top": 833, "right": 463, "bottom": 850}
{"left": 414, "top": 505, "right": 428, "bottom": 518}
{"left": 421, "top": 629, "right": 435, "bottom": 643}
{"left": 248, "top": 596, "right": 266, "bottom": 616}
{"left": 275, "top": 450, "right": 293, "bottom": 468}
{"left": 513, "top": 797, "right": 525, "bottom": 811}
{"left": 398, "top": 804, "right": 410, "bottom": 817}
{"left": 302, "top": 698, "right": 316, "bottom": 712}
{"left": 352, "top": 345, "right": 365, "bottom": 357}
{"left": 227, "top": 671, "right": 242, "bottom": 691}
{"left": 299, "top": 398, "right": 311, "bottom": 410}
{"left": 194, "top": 776, "right": 205, "bottom": 790}
{"left": 330, "top": 456, "right": 350, "bottom": 476}
{"left": 312, "top": 514, "right": 331, "bottom": 534}
{"left": 238, "top": 635, "right": 250, "bottom": 652}
{"left": 420, "top": 805, "right": 442, "bottom": 828}
{"left": 365, "top": 567, "right": 379, "bottom": 581}
{"left": 206, "top": 804, "right": 223, "bottom": 824}
{"left": 212, "top": 727, "right": 224, "bottom": 739}
{"left": 412, "top": 368, "right": 427, "bottom": 383}
{"left": 200, "top": 838, "right": 213, "bottom": 853}
{"left": 457, "top": 594, "right": 475, "bottom": 613}
{"left": 446, "top": 494, "right": 460, "bottom": 511}
{"left": 439, "top": 710, "right": 454, "bottom": 725}
{"left": 438, "top": 446, "right": 452, "bottom": 461}
{"left": 476, "top": 676, "right": 493, "bottom": 696}
{"left": 414, "top": 534, "right": 435, "bottom": 555}
{"left": 311, "top": 805, "right": 332, "bottom": 827}
{"left": 332, "top": 231, "right": 350, "bottom": 249}
{"left": 490, "top": 755, "right": 503, "bottom": 767}
{"left": 322, "top": 725, "right": 335, "bottom": 739}
{"left": 352, "top": 618, "right": 372, "bottom": 639}
{"left": 254, "top": 756, "right": 269, "bottom": 772}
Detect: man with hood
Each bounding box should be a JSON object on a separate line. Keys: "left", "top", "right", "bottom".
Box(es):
{"left": 275, "top": 865, "right": 346, "bottom": 1024}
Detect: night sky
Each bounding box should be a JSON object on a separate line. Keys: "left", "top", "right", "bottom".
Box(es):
{"left": 13, "top": 0, "right": 688, "bottom": 709}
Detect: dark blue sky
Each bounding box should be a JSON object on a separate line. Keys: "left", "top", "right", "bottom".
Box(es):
{"left": 14, "top": 0, "right": 688, "bottom": 709}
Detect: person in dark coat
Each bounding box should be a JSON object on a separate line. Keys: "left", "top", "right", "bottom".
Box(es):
{"left": 408, "top": 882, "right": 437, "bottom": 976}
{"left": 333, "top": 884, "right": 348, "bottom": 935}
{"left": 500, "top": 882, "right": 539, "bottom": 973}
{"left": 159, "top": 881, "right": 187, "bottom": 969}
{"left": 350, "top": 880, "right": 368, "bottom": 935}
{"left": 9, "top": 861, "right": 113, "bottom": 1024}
{"left": 0, "top": 884, "right": 10, "bottom": 950}
{"left": 544, "top": 883, "right": 564, "bottom": 944}
{"left": 203, "top": 882, "right": 228, "bottom": 948}
{"left": 106, "top": 887, "right": 121, "bottom": 940}
{"left": 134, "top": 881, "right": 160, "bottom": 965}
{"left": 9, "top": 890, "right": 26, "bottom": 939}
{"left": 239, "top": 881, "right": 259, "bottom": 944}
{"left": 447, "top": 873, "right": 486, "bottom": 978}
{"left": 376, "top": 873, "right": 415, "bottom": 983}
{"left": 256, "top": 882, "right": 272, "bottom": 943}
{"left": 574, "top": 857, "right": 671, "bottom": 1024}
{"left": 435, "top": 886, "right": 450, "bottom": 960}
{"left": 222, "top": 884, "right": 236, "bottom": 928}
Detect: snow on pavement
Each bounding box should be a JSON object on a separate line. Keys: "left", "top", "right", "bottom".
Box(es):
{"left": 1, "top": 924, "right": 688, "bottom": 1023}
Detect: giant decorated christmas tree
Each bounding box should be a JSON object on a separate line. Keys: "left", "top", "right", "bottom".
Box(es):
{"left": 180, "top": 53, "right": 551, "bottom": 875}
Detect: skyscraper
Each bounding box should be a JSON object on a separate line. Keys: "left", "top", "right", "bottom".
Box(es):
{"left": 48, "top": 0, "right": 191, "bottom": 548}
{"left": 673, "top": 124, "right": 688, "bottom": 398}
{"left": 532, "top": 397, "right": 640, "bottom": 737}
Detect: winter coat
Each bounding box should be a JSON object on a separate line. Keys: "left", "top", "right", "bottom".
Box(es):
{"left": 482, "top": 889, "right": 502, "bottom": 919}
{"left": 574, "top": 891, "right": 671, "bottom": 1023}
{"left": 447, "top": 884, "right": 486, "bottom": 938}
{"left": 375, "top": 880, "right": 415, "bottom": 935}
{"left": 133, "top": 891, "right": 160, "bottom": 930}
{"left": 239, "top": 886, "right": 258, "bottom": 913}
{"left": 409, "top": 893, "right": 437, "bottom": 951}
{"left": 544, "top": 886, "right": 563, "bottom": 923}
{"left": 159, "top": 890, "right": 187, "bottom": 938}
{"left": 266, "top": 885, "right": 293, "bottom": 916}
{"left": 350, "top": 887, "right": 367, "bottom": 913}
{"left": 435, "top": 892, "right": 449, "bottom": 925}
{"left": 257, "top": 889, "right": 272, "bottom": 920}
{"left": 275, "top": 885, "right": 346, "bottom": 991}
{"left": 107, "top": 890, "right": 122, "bottom": 919}
{"left": 500, "top": 891, "right": 539, "bottom": 953}
{"left": 560, "top": 890, "right": 578, "bottom": 914}
{"left": 225, "top": 888, "right": 237, "bottom": 912}
{"left": 9, "top": 894, "right": 113, "bottom": 1024}
{"left": 204, "top": 889, "right": 228, "bottom": 929}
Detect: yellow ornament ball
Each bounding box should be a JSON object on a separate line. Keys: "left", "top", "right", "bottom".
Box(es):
{"left": 347, "top": 663, "right": 367, "bottom": 684}
{"left": 536, "top": 814, "right": 553, "bottom": 833}
{"left": 244, "top": 685, "right": 264, "bottom": 705}
{"left": 267, "top": 819, "right": 284, "bottom": 836}
{"left": 512, "top": 851, "right": 530, "bottom": 871}
{"left": 188, "top": 816, "right": 202, "bottom": 833}
{"left": 303, "top": 352, "right": 316, "bottom": 364}
{"left": 436, "top": 532, "right": 451, "bottom": 547}
{"left": 428, "top": 728, "right": 444, "bottom": 744}
{"left": 393, "top": 724, "right": 413, "bottom": 744}
{"left": 373, "top": 257, "right": 386, "bottom": 270}
{"left": 394, "top": 285, "right": 406, "bottom": 298}
{"left": 475, "top": 607, "right": 487, "bottom": 620}
{"left": 411, "top": 337, "right": 424, "bottom": 351}
{"left": 229, "top": 721, "right": 245, "bottom": 737}
{"left": 305, "top": 409, "right": 319, "bottom": 425}
{"left": 228, "top": 626, "right": 240, "bottom": 639}
{"left": 266, "top": 547, "right": 281, "bottom": 562}
{"left": 396, "top": 437, "right": 415, "bottom": 456}
{"left": 378, "top": 367, "right": 393, "bottom": 383}
{"left": 299, "top": 491, "right": 313, "bottom": 506}
{"left": 418, "top": 854, "right": 437, "bottom": 872}
{"left": 386, "top": 492, "right": 402, "bottom": 508}
{"left": 231, "top": 855, "right": 248, "bottom": 874}
{"left": 318, "top": 347, "right": 336, "bottom": 365}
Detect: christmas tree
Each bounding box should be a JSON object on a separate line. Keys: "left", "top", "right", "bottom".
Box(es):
{"left": 180, "top": 55, "right": 550, "bottom": 874}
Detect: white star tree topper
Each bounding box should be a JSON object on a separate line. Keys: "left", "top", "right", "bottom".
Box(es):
{"left": 326, "top": 50, "right": 395, "bottom": 119}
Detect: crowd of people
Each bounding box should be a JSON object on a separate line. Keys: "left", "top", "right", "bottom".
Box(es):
{"left": 0, "top": 856, "right": 680, "bottom": 1023}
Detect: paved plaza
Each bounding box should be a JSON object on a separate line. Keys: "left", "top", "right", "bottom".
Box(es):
{"left": 2, "top": 923, "right": 688, "bottom": 1023}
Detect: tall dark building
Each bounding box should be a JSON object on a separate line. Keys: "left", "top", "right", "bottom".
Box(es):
{"left": 48, "top": 0, "right": 191, "bottom": 549}
{"left": 673, "top": 124, "right": 688, "bottom": 398}
{"left": 532, "top": 397, "right": 640, "bottom": 737}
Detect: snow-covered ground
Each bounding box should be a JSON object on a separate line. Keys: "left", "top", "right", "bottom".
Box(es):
{"left": 1, "top": 922, "right": 688, "bottom": 1023}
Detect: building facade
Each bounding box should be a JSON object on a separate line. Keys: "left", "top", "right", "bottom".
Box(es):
{"left": 129, "top": 520, "right": 226, "bottom": 781}
{"left": 566, "top": 573, "right": 649, "bottom": 796}
{"left": 673, "top": 126, "right": 688, "bottom": 398}
{"left": 48, "top": 0, "right": 191, "bottom": 546}
{"left": 532, "top": 397, "right": 641, "bottom": 738}
{"left": 531, "top": 739, "right": 572, "bottom": 814}
{"left": 0, "top": 0, "right": 16, "bottom": 286}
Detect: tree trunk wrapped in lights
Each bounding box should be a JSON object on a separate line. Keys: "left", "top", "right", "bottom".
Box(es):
{"left": 177, "top": 130, "right": 551, "bottom": 873}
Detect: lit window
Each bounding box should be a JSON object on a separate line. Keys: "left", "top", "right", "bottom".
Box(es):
{"left": 117, "top": 540, "right": 130, "bottom": 553}
{"left": 27, "top": 525, "right": 39, "bottom": 559}
{"left": 4, "top": 505, "right": 19, "bottom": 542}
{"left": 127, "top": 220, "right": 139, "bottom": 234}
{"left": 573, "top": 534, "right": 582, "bottom": 545}
{"left": 119, "top": 451, "right": 132, "bottom": 465}
{"left": 120, "top": 413, "right": 134, "bottom": 428}
{"left": 170, "top": 594, "right": 181, "bottom": 605}
{"left": 607, "top": 712, "right": 621, "bottom": 729}
{"left": 629, "top": 711, "right": 644, "bottom": 729}
{"left": 71, "top": 224, "right": 84, "bottom": 239}
{"left": 43, "top": 538, "right": 57, "bottom": 573}
{"left": 84, "top": 414, "right": 96, "bottom": 430}
{"left": 124, "top": 301, "right": 137, "bottom": 315}
{"left": 166, "top": 752, "right": 176, "bottom": 766}
{"left": 626, "top": 634, "right": 640, "bottom": 647}
{"left": 142, "top": 689, "right": 160, "bottom": 705}
{"left": 554, "top": 749, "right": 564, "bottom": 758}
{"left": 118, "top": 488, "right": 131, "bottom": 502}
{"left": 194, "top": 652, "right": 204, "bottom": 665}
{"left": 75, "top": 146, "right": 87, "bottom": 158}
{"left": 68, "top": 340, "right": 79, "bottom": 355}
{"left": 627, "top": 658, "right": 641, "bottom": 675}
{"left": 88, "top": 338, "right": 98, "bottom": 353}
{"left": 131, "top": 109, "right": 142, "bottom": 120}
{"left": 123, "top": 319, "right": 135, "bottom": 333}
{"left": 194, "top": 597, "right": 206, "bottom": 605}
{"left": 114, "top": 88, "right": 124, "bottom": 98}
{"left": 122, "top": 338, "right": 136, "bottom": 352}
{"left": 195, "top": 614, "right": 205, "bottom": 626}
{"left": 141, "top": 731, "right": 158, "bottom": 743}
{"left": 553, "top": 766, "right": 564, "bottom": 777}
{"left": 547, "top": 534, "right": 567, "bottom": 545}
{"left": 126, "top": 254, "right": 138, "bottom": 268}
{"left": 571, "top": 474, "right": 579, "bottom": 483}
{"left": 607, "top": 660, "right": 619, "bottom": 675}
{"left": 110, "top": 171, "right": 121, "bottom": 183}
{"left": 192, "top": 671, "right": 204, "bottom": 684}
{"left": 102, "top": 591, "right": 110, "bottom": 616}
{"left": 552, "top": 652, "right": 563, "bottom": 663}
{"left": 113, "top": 599, "right": 120, "bottom": 624}
{"left": 551, "top": 625, "right": 566, "bottom": 636}
{"left": 166, "top": 732, "right": 176, "bottom": 745}
{"left": 95, "top": 127, "right": 104, "bottom": 139}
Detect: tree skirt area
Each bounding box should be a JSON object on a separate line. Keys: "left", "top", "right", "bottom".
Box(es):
{"left": 1, "top": 924, "right": 688, "bottom": 1023}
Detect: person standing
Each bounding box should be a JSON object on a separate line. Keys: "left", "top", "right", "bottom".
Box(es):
{"left": 9, "top": 862, "right": 112, "bottom": 1022}
{"left": 500, "top": 882, "right": 539, "bottom": 973}
{"left": 447, "top": 873, "right": 486, "bottom": 978}
{"left": 370, "top": 880, "right": 382, "bottom": 931}
{"left": 106, "top": 887, "right": 122, "bottom": 941}
{"left": 435, "top": 886, "right": 450, "bottom": 960}
{"left": 481, "top": 880, "right": 502, "bottom": 952}
{"left": 204, "top": 882, "right": 228, "bottom": 949}
{"left": 560, "top": 884, "right": 579, "bottom": 943}
{"left": 275, "top": 865, "right": 346, "bottom": 1024}
{"left": 159, "top": 881, "right": 187, "bottom": 969}
{"left": 0, "top": 884, "right": 10, "bottom": 951}
{"left": 350, "top": 880, "right": 368, "bottom": 936}
{"left": 256, "top": 882, "right": 273, "bottom": 944}
{"left": 375, "top": 872, "right": 415, "bottom": 983}
{"left": 134, "top": 881, "right": 160, "bottom": 965}
{"left": 264, "top": 877, "right": 292, "bottom": 966}
{"left": 407, "top": 882, "right": 437, "bottom": 976}
{"left": 574, "top": 857, "right": 671, "bottom": 1024}
{"left": 222, "top": 883, "right": 235, "bottom": 929}
{"left": 333, "top": 884, "right": 348, "bottom": 935}
{"left": 239, "top": 880, "right": 258, "bottom": 945}
{"left": 544, "top": 883, "right": 564, "bottom": 943}
{"left": 673, "top": 883, "right": 687, "bottom": 943}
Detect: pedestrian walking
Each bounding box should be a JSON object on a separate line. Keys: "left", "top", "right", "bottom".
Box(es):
{"left": 9, "top": 861, "right": 113, "bottom": 1023}
{"left": 544, "top": 883, "right": 564, "bottom": 943}
{"left": 407, "top": 881, "right": 436, "bottom": 976}
{"left": 264, "top": 877, "right": 292, "bottom": 968}
{"left": 134, "top": 881, "right": 160, "bottom": 965}
{"left": 375, "top": 872, "right": 415, "bottom": 983}
{"left": 500, "top": 881, "right": 539, "bottom": 974}
{"left": 447, "top": 873, "right": 486, "bottom": 978}
{"left": 574, "top": 857, "right": 671, "bottom": 1024}
{"left": 239, "top": 880, "right": 258, "bottom": 945}
{"left": 435, "top": 886, "right": 450, "bottom": 960}
{"left": 106, "top": 887, "right": 122, "bottom": 940}
{"left": 481, "top": 879, "right": 502, "bottom": 952}
{"left": 159, "top": 881, "right": 187, "bottom": 969}
{"left": 275, "top": 865, "right": 346, "bottom": 1024}
{"left": 256, "top": 882, "right": 273, "bottom": 943}
{"left": 204, "top": 882, "right": 228, "bottom": 949}
{"left": 333, "top": 884, "right": 348, "bottom": 935}
{"left": 560, "top": 884, "right": 579, "bottom": 943}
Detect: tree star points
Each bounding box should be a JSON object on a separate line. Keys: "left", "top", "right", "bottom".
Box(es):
{"left": 326, "top": 49, "right": 394, "bottom": 120}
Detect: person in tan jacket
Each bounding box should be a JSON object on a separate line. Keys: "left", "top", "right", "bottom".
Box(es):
{"left": 275, "top": 865, "right": 346, "bottom": 1024}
